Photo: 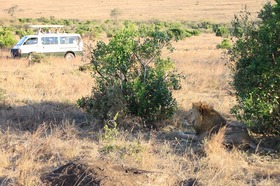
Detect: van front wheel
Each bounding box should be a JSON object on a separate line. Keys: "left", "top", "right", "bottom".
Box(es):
{"left": 65, "top": 53, "right": 75, "bottom": 61}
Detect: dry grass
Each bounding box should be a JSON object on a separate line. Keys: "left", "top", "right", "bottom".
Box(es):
{"left": 0, "top": 0, "right": 268, "bottom": 22}
{"left": 0, "top": 0, "right": 279, "bottom": 183}
{"left": 1, "top": 33, "right": 279, "bottom": 185}
{"left": 197, "top": 130, "right": 280, "bottom": 185}
{"left": 0, "top": 123, "right": 279, "bottom": 185}
{"left": 0, "top": 56, "right": 93, "bottom": 103}
{"left": 169, "top": 33, "right": 235, "bottom": 113}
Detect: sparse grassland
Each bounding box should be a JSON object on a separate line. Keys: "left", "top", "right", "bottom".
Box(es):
{"left": 0, "top": 0, "right": 279, "bottom": 185}
{"left": 0, "top": 0, "right": 268, "bottom": 22}
{"left": 1, "top": 33, "right": 279, "bottom": 185}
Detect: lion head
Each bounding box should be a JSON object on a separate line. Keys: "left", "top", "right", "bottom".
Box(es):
{"left": 186, "top": 102, "right": 226, "bottom": 135}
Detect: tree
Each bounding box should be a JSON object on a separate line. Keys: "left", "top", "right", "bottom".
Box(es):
{"left": 229, "top": 1, "right": 280, "bottom": 135}
{"left": 0, "top": 27, "right": 17, "bottom": 48}
{"left": 78, "top": 23, "right": 183, "bottom": 127}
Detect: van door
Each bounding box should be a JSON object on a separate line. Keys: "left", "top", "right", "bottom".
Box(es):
{"left": 20, "top": 37, "right": 40, "bottom": 55}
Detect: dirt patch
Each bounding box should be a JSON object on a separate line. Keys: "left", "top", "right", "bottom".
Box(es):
{"left": 41, "top": 162, "right": 99, "bottom": 186}
{"left": 41, "top": 161, "right": 167, "bottom": 186}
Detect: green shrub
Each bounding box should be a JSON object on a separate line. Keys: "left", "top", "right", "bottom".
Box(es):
{"left": 229, "top": 1, "right": 280, "bottom": 135}
{"left": 213, "top": 25, "right": 229, "bottom": 37}
{"left": 28, "top": 52, "right": 47, "bottom": 65}
{"left": 217, "top": 38, "right": 232, "bottom": 49}
{"left": 77, "top": 86, "right": 128, "bottom": 121}
{"left": 0, "top": 27, "right": 17, "bottom": 48}
{"left": 198, "top": 21, "right": 213, "bottom": 29}
{"left": 78, "top": 23, "right": 183, "bottom": 127}
{"left": 15, "top": 29, "right": 34, "bottom": 38}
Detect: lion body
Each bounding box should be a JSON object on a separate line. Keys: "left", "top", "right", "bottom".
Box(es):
{"left": 157, "top": 102, "right": 276, "bottom": 152}
{"left": 185, "top": 102, "right": 261, "bottom": 150}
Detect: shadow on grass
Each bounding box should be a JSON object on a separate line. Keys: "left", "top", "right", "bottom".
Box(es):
{"left": 0, "top": 101, "right": 87, "bottom": 131}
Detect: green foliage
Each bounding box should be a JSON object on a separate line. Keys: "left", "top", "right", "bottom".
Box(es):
{"left": 11, "top": 17, "right": 204, "bottom": 41}
{"left": 101, "top": 113, "right": 119, "bottom": 143}
{"left": 229, "top": 1, "right": 280, "bottom": 135}
{"left": 28, "top": 52, "right": 47, "bottom": 65}
{"left": 213, "top": 25, "right": 230, "bottom": 37}
{"left": 98, "top": 115, "right": 145, "bottom": 159}
{"left": 77, "top": 86, "right": 127, "bottom": 121}
{"left": 78, "top": 23, "right": 183, "bottom": 127}
{"left": 197, "top": 21, "right": 213, "bottom": 29}
{"left": 0, "top": 27, "right": 17, "bottom": 48}
{"left": 15, "top": 29, "right": 34, "bottom": 38}
{"left": 127, "top": 58, "right": 180, "bottom": 123}
{"left": 217, "top": 38, "right": 232, "bottom": 49}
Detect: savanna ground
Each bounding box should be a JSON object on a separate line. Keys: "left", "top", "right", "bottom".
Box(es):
{"left": 1, "top": 0, "right": 280, "bottom": 185}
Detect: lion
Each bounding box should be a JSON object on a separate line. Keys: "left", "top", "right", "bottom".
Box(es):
{"left": 185, "top": 102, "right": 226, "bottom": 136}
{"left": 178, "top": 102, "right": 276, "bottom": 152}
{"left": 155, "top": 102, "right": 276, "bottom": 152}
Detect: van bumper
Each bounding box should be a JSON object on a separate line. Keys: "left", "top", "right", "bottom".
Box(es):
{"left": 11, "top": 49, "right": 22, "bottom": 58}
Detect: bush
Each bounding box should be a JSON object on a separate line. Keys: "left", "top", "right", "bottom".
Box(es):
{"left": 229, "top": 1, "right": 280, "bottom": 135}
{"left": 15, "top": 29, "right": 34, "bottom": 38}
{"left": 28, "top": 52, "right": 47, "bottom": 65}
{"left": 217, "top": 38, "right": 232, "bottom": 49}
{"left": 213, "top": 25, "right": 230, "bottom": 37}
{"left": 0, "top": 27, "right": 17, "bottom": 48}
{"left": 78, "top": 23, "right": 183, "bottom": 127}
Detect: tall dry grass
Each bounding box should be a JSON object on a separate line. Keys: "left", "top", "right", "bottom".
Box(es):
{"left": 0, "top": 57, "right": 93, "bottom": 103}
{"left": 1, "top": 123, "right": 279, "bottom": 185}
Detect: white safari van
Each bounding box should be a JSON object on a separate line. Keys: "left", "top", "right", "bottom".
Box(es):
{"left": 11, "top": 25, "right": 83, "bottom": 61}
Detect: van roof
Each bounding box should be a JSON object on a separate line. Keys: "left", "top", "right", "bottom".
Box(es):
{"left": 25, "top": 33, "right": 81, "bottom": 37}
{"left": 28, "top": 25, "right": 64, "bottom": 28}
{"left": 28, "top": 25, "right": 66, "bottom": 35}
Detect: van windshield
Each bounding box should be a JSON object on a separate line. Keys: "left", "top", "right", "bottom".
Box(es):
{"left": 16, "top": 36, "right": 28, "bottom": 46}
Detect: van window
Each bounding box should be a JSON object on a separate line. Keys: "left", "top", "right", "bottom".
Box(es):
{"left": 41, "top": 37, "right": 59, "bottom": 45}
{"left": 60, "top": 36, "right": 79, "bottom": 44}
{"left": 24, "top": 37, "right": 38, "bottom": 45}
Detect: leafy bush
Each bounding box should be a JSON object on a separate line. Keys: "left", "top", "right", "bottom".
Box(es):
{"left": 217, "top": 38, "right": 232, "bottom": 49}
{"left": 213, "top": 25, "right": 229, "bottom": 37}
{"left": 229, "top": 1, "right": 280, "bottom": 135}
{"left": 78, "top": 23, "right": 183, "bottom": 127}
{"left": 0, "top": 27, "right": 17, "bottom": 48}
{"left": 15, "top": 29, "right": 34, "bottom": 38}
{"left": 28, "top": 52, "right": 47, "bottom": 65}
{"left": 198, "top": 21, "right": 213, "bottom": 29}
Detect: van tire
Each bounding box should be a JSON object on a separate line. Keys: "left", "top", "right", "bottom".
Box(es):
{"left": 65, "top": 53, "right": 75, "bottom": 61}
